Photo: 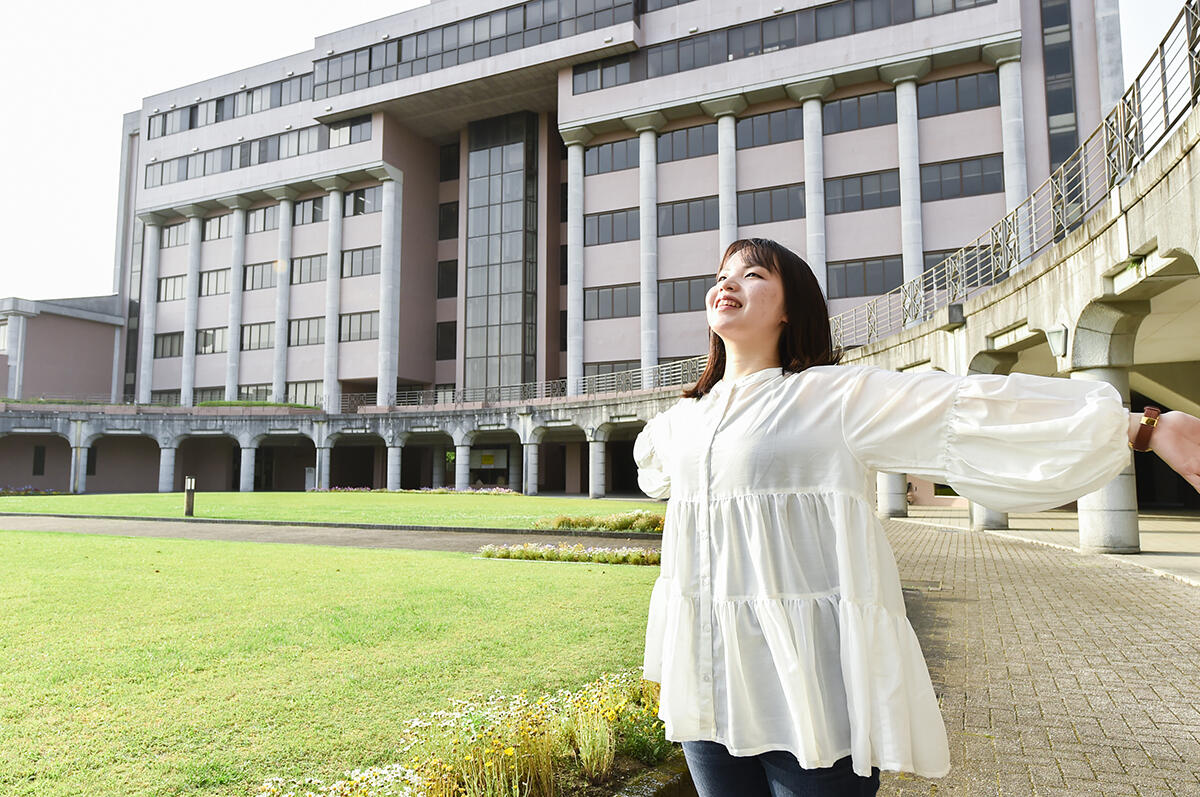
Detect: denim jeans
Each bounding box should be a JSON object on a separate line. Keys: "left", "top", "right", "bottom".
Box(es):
{"left": 681, "top": 740, "right": 881, "bottom": 797}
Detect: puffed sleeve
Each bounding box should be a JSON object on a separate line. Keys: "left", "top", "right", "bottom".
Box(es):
{"left": 841, "top": 365, "right": 1130, "bottom": 513}
{"left": 633, "top": 413, "right": 671, "bottom": 499}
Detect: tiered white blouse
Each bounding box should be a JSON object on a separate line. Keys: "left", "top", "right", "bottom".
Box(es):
{"left": 633, "top": 364, "right": 1130, "bottom": 778}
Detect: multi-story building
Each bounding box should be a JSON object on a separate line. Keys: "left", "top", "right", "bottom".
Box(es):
{"left": 0, "top": 0, "right": 1122, "bottom": 493}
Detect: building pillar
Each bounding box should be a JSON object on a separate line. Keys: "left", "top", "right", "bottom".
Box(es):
{"left": 701, "top": 97, "right": 748, "bottom": 256}
{"left": 136, "top": 214, "right": 165, "bottom": 404}
{"left": 787, "top": 79, "right": 834, "bottom": 296}
{"left": 4, "top": 312, "right": 29, "bottom": 400}
{"left": 561, "top": 128, "right": 592, "bottom": 396}
{"left": 455, "top": 443, "right": 471, "bottom": 491}
{"left": 588, "top": 439, "right": 606, "bottom": 499}
{"left": 523, "top": 442, "right": 539, "bottom": 496}
{"left": 239, "top": 444, "right": 256, "bottom": 492}
{"left": 881, "top": 59, "right": 931, "bottom": 291}
{"left": 967, "top": 352, "right": 1017, "bottom": 530}
{"left": 375, "top": 169, "right": 402, "bottom": 407}
{"left": 432, "top": 444, "right": 446, "bottom": 488}
{"left": 984, "top": 43, "right": 1029, "bottom": 212}
{"left": 266, "top": 188, "right": 296, "bottom": 403}
{"left": 158, "top": 445, "right": 176, "bottom": 493}
{"left": 1071, "top": 367, "right": 1140, "bottom": 553}
{"left": 386, "top": 444, "right": 403, "bottom": 491}
{"left": 178, "top": 208, "right": 205, "bottom": 407}
{"left": 71, "top": 446, "right": 87, "bottom": 494}
{"left": 623, "top": 113, "right": 667, "bottom": 376}
{"left": 876, "top": 471, "right": 908, "bottom": 518}
{"left": 507, "top": 442, "right": 521, "bottom": 491}
{"left": 316, "top": 178, "right": 348, "bottom": 412}
{"left": 1093, "top": 0, "right": 1125, "bottom": 116}
{"left": 316, "top": 446, "right": 331, "bottom": 490}
{"left": 222, "top": 198, "right": 250, "bottom": 400}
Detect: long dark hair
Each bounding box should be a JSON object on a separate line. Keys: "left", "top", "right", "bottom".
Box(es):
{"left": 682, "top": 238, "right": 842, "bottom": 399}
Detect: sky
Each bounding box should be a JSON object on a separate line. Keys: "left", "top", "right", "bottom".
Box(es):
{"left": 0, "top": 0, "right": 1187, "bottom": 301}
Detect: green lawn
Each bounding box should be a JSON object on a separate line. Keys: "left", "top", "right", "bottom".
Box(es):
{"left": 0, "top": 529, "right": 658, "bottom": 796}
{"left": 0, "top": 491, "right": 661, "bottom": 529}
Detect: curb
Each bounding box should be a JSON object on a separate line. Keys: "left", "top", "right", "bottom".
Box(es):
{"left": 614, "top": 748, "right": 697, "bottom": 797}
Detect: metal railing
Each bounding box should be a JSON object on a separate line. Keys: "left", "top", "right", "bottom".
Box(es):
{"left": 829, "top": 0, "right": 1200, "bottom": 350}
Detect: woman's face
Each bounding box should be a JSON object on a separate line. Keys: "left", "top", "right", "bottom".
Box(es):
{"left": 705, "top": 251, "right": 788, "bottom": 346}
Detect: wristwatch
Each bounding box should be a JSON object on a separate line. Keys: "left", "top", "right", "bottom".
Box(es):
{"left": 1129, "top": 405, "right": 1162, "bottom": 452}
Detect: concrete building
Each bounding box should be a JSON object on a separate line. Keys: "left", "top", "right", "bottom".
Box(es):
{"left": 0, "top": 0, "right": 1125, "bottom": 495}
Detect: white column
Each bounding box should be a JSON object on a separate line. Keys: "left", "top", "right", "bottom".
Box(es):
{"left": 562, "top": 128, "right": 591, "bottom": 396}
{"left": 386, "top": 444, "right": 403, "bottom": 491}
{"left": 1072, "top": 368, "right": 1140, "bottom": 553}
{"left": 881, "top": 59, "right": 930, "bottom": 289}
{"left": 507, "top": 443, "right": 520, "bottom": 491}
{"left": 623, "top": 113, "right": 666, "bottom": 376}
{"left": 431, "top": 445, "right": 446, "bottom": 488}
{"left": 1093, "top": 0, "right": 1125, "bottom": 117}
{"left": 222, "top": 199, "right": 249, "bottom": 400}
{"left": 178, "top": 209, "right": 204, "bottom": 407}
{"left": 267, "top": 189, "right": 296, "bottom": 403}
{"left": 136, "top": 215, "right": 164, "bottom": 404}
{"left": 787, "top": 79, "right": 834, "bottom": 297}
{"left": 876, "top": 471, "right": 908, "bottom": 518}
{"left": 523, "top": 442, "right": 539, "bottom": 496}
{"left": 702, "top": 97, "right": 748, "bottom": 256}
{"left": 158, "top": 446, "right": 176, "bottom": 493}
{"left": 588, "top": 439, "right": 606, "bottom": 499}
{"left": 5, "top": 313, "right": 28, "bottom": 400}
{"left": 376, "top": 171, "right": 402, "bottom": 407}
{"left": 239, "top": 445, "right": 255, "bottom": 492}
{"left": 71, "top": 446, "right": 87, "bottom": 494}
{"left": 455, "top": 443, "right": 471, "bottom": 491}
{"left": 984, "top": 43, "right": 1029, "bottom": 212}
{"left": 317, "top": 446, "right": 331, "bottom": 490}
{"left": 317, "top": 179, "right": 347, "bottom": 412}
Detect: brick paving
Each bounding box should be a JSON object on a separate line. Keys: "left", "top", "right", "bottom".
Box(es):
{"left": 881, "top": 518, "right": 1200, "bottom": 796}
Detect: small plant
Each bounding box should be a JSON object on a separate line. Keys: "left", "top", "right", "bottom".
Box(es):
{"left": 532, "top": 510, "right": 664, "bottom": 533}
{"left": 477, "top": 543, "right": 660, "bottom": 566}
{"left": 0, "top": 486, "right": 63, "bottom": 496}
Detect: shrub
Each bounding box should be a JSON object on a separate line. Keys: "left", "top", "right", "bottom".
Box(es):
{"left": 477, "top": 543, "right": 660, "bottom": 566}
{"left": 532, "top": 510, "right": 663, "bottom": 533}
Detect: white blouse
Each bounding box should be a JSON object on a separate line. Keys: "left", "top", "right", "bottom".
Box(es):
{"left": 633, "top": 363, "right": 1130, "bottom": 778}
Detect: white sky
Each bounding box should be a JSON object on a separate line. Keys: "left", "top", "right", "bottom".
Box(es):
{"left": 0, "top": 0, "right": 1187, "bottom": 301}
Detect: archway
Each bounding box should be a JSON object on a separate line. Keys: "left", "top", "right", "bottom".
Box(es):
{"left": 330, "top": 433, "right": 385, "bottom": 488}
{"left": 253, "top": 433, "right": 317, "bottom": 491}
{"left": 0, "top": 432, "right": 70, "bottom": 493}
{"left": 83, "top": 434, "right": 159, "bottom": 493}
{"left": 175, "top": 434, "right": 239, "bottom": 492}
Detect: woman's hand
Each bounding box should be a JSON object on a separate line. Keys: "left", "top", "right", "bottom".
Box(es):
{"left": 1145, "top": 411, "right": 1200, "bottom": 492}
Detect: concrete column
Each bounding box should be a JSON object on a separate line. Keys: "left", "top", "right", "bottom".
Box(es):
{"left": 623, "top": 113, "right": 666, "bottom": 375}
{"left": 316, "top": 178, "right": 348, "bottom": 412}
{"left": 1071, "top": 367, "right": 1140, "bottom": 553}
{"left": 4, "top": 313, "right": 28, "bottom": 400}
{"left": 881, "top": 59, "right": 930, "bottom": 289}
{"left": 876, "top": 471, "right": 909, "bottom": 518}
{"left": 136, "top": 215, "right": 164, "bottom": 404}
{"left": 507, "top": 442, "right": 520, "bottom": 491}
{"left": 967, "top": 352, "right": 1016, "bottom": 530}
{"left": 239, "top": 445, "right": 256, "bottom": 492}
{"left": 588, "top": 439, "right": 606, "bottom": 499}
{"left": 455, "top": 443, "right": 471, "bottom": 491}
{"left": 787, "top": 79, "right": 834, "bottom": 296}
{"left": 432, "top": 445, "right": 446, "bottom": 488}
{"left": 523, "top": 442, "right": 539, "bottom": 496}
{"left": 562, "top": 128, "right": 592, "bottom": 396}
{"left": 178, "top": 208, "right": 205, "bottom": 407}
{"left": 266, "top": 188, "right": 296, "bottom": 403}
{"left": 71, "top": 446, "right": 87, "bottom": 494}
{"left": 387, "top": 444, "right": 403, "bottom": 491}
{"left": 317, "top": 446, "right": 331, "bottom": 490}
{"left": 1093, "top": 0, "right": 1125, "bottom": 116}
{"left": 375, "top": 170, "right": 402, "bottom": 407}
{"left": 222, "top": 199, "right": 250, "bottom": 399}
{"left": 984, "top": 43, "right": 1029, "bottom": 212}
{"left": 158, "top": 446, "right": 176, "bottom": 493}
{"left": 702, "top": 97, "right": 748, "bottom": 256}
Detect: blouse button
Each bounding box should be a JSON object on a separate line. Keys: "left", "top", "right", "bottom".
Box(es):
{"left": 702, "top": 624, "right": 712, "bottom": 633}
{"left": 703, "top": 673, "right": 711, "bottom": 682}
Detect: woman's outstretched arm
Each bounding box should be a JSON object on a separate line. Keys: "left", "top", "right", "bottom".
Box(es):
{"left": 1129, "top": 410, "right": 1200, "bottom": 493}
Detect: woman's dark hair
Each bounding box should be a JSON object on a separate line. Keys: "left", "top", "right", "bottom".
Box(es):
{"left": 682, "top": 238, "right": 842, "bottom": 399}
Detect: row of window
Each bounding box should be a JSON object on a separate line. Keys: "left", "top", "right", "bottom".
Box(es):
{"left": 153, "top": 312, "right": 381, "bottom": 357}
{"left": 917, "top": 72, "right": 1000, "bottom": 119}
{"left": 583, "top": 274, "right": 715, "bottom": 319}
{"left": 584, "top": 207, "right": 639, "bottom": 246}
{"left": 145, "top": 117, "right": 370, "bottom": 189}
{"left": 158, "top": 381, "right": 323, "bottom": 406}
{"left": 737, "top": 183, "right": 806, "bottom": 226}
{"left": 147, "top": 73, "right": 314, "bottom": 139}
{"left": 920, "top": 154, "right": 1004, "bottom": 201}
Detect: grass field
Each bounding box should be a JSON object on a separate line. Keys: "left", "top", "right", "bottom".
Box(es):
{"left": 0, "top": 491, "right": 661, "bottom": 529}
{"left": 0, "top": 529, "right": 658, "bottom": 796}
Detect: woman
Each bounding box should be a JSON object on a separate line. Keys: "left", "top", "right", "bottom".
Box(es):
{"left": 633, "top": 238, "right": 1200, "bottom": 796}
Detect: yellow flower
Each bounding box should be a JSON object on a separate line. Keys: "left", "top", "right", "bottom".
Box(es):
{"left": 504, "top": 747, "right": 515, "bottom": 756}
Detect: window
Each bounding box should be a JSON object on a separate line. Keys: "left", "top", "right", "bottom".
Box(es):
{"left": 1041, "top": 0, "right": 1078, "bottom": 170}
{"left": 150, "top": 390, "right": 181, "bottom": 406}
{"left": 825, "top": 169, "right": 901, "bottom": 214}
{"left": 440, "top": 143, "right": 460, "bottom": 181}
{"left": 247, "top": 205, "right": 279, "bottom": 233}
{"left": 199, "top": 268, "right": 230, "bottom": 296}
{"left": 147, "top": 73, "right": 313, "bottom": 140}
{"left": 584, "top": 208, "right": 639, "bottom": 246}
{"left": 584, "top": 360, "right": 640, "bottom": 377}
{"left": 657, "top": 196, "right": 720, "bottom": 236}
{"left": 85, "top": 445, "right": 97, "bottom": 476}
{"left": 584, "top": 283, "right": 640, "bottom": 320}
{"left": 572, "top": 54, "right": 632, "bottom": 93}
{"left": 916, "top": 72, "right": 1000, "bottom": 118}
{"left": 32, "top": 445, "right": 45, "bottom": 476}
{"left": 438, "top": 202, "right": 459, "bottom": 239}
{"left": 437, "top": 259, "right": 458, "bottom": 298}
{"left": 560, "top": 309, "right": 567, "bottom": 352}
{"left": 0, "top": 322, "right": 6, "bottom": 353}
{"left": 827, "top": 255, "right": 904, "bottom": 299}
{"left": 657, "top": 124, "right": 718, "bottom": 163}
{"left": 560, "top": 244, "right": 568, "bottom": 285}
{"left": 343, "top": 185, "right": 382, "bottom": 216}
{"left": 158, "top": 275, "right": 185, "bottom": 302}
{"left": 920, "top": 154, "right": 1004, "bottom": 201}
{"left": 736, "top": 108, "right": 803, "bottom": 149}
{"left": 737, "top": 183, "right": 806, "bottom": 225}
{"left": 145, "top": 124, "right": 328, "bottom": 188}
{"left": 823, "top": 89, "right": 898, "bottom": 133}
{"left": 286, "top": 380, "right": 322, "bottom": 406}
{"left": 194, "top": 387, "right": 224, "bottom": 403}
{"left": 154, "top": 332, "right": 184, "bottom": 358}
{"left": 338, "top": 311, "right": 379, "bottom": 342}
{"left": 202, "top": 214, "right": 232, "bottom": 241}
{"left": 293, "top": 197, "right": 327, "bottom": 226}
{"left": 341, "top": 247, "right": 381, "bottom": 278}
{"left": 658, "top": 275, "right": 716, "bottom": 313}
{"left": 584, "top": 138, "right": 640, "bottom": 175}
{"left": 195, "top": 327, "right": 228, "bottom": 354}
{"left": 161, "top": 223, "right": 187, "bottom": 248}
{"left": 328, "top": 116, "right": 372, "bottom": 147}
{"left": 240, "top": 321, "right": 274, "bottom": 351}
{"left": 244, "top": 262, "right": 278, "bottom": 291}
{"left": 436, "top": 320, "right": 456, "bottom": 360}
{"left": 291, "top": 254, "right": 327, "bottom": 284}
{"left": 238, "top": 383, "right": 271, "bottom": 401}
{"left": 288, "top": 317, "right": 325, "bottom": 346}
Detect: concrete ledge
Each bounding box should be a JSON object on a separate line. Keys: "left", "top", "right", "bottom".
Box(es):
{"left": 614, "top": 748, "right": 696, "bottom": 797}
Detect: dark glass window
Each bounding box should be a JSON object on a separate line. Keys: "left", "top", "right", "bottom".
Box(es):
{"left": 657, "top": 124, "right": 718, "bottom": 163}
{"left": 823, "top": 90, "right": 898, "bottom": 133}
{"left": 437, "top": 259, "right": 458, "bottom": 298}
{"left": 737, "top": 183, "right": 806, "bottom": 225}
{"left": 826, "top": 255, "right": 903, "bottom": 299}
{"left": 440, "top": 143, "right": 461, "bottom": 181}
{"left": 584, "top": 208, "right": 639, "bottom": 246}
{"left": 736, "top": 108, "right": 803, "bottom": 148}
{"left": 584, "top": 284, "right": 640, "bottom": 319}
{"left": 920, "top": 154, "right": 1004, "bottom": 201}
{"left": 916, "top": 72, "right": 1000, "bottom": 118}
{"left": 584, "top": 138, "right": 640, "bottom": 175}
{"left": 439, "top": 202, "right": 459, "bottom": 239}
{"left": 657, "top": 275, "right": 715, "bottom": 313}
{"left": 825, "top": 170, "right": 900, "bottom": 213}
{"left": 436, "top": 321, "right": 457, "bottom": 360}
{"left": 657, "top": 196, "right": 720, "bottom": 236}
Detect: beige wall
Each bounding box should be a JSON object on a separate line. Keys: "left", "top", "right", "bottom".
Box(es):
{"left": 22, "top": 314, "right": 117, "bottom": 399}
{"left": 86, "top": 436, "right": 160, "bottom": 493}
{"left": 0, "top": 435, "right": 70, "bottom": 492}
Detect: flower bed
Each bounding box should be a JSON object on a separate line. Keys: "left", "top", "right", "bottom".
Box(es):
{"left": 0, "top": 486, "right": 63, "bottom": 496}
{"left": 478, "top": 543, "right": 660, "bottom": 566}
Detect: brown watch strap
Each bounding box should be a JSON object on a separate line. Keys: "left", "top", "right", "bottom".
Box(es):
{"left": 1131, "top": 405, "right": 1162, "bottom": 452}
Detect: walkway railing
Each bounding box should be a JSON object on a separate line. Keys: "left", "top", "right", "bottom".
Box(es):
{"left": 829, "top": 0, "right": 1200, "bottom": 349}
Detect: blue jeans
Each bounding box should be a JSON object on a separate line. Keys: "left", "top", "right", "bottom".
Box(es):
{"left": 681, "top": 740, "right": 880, "bottom": 797}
